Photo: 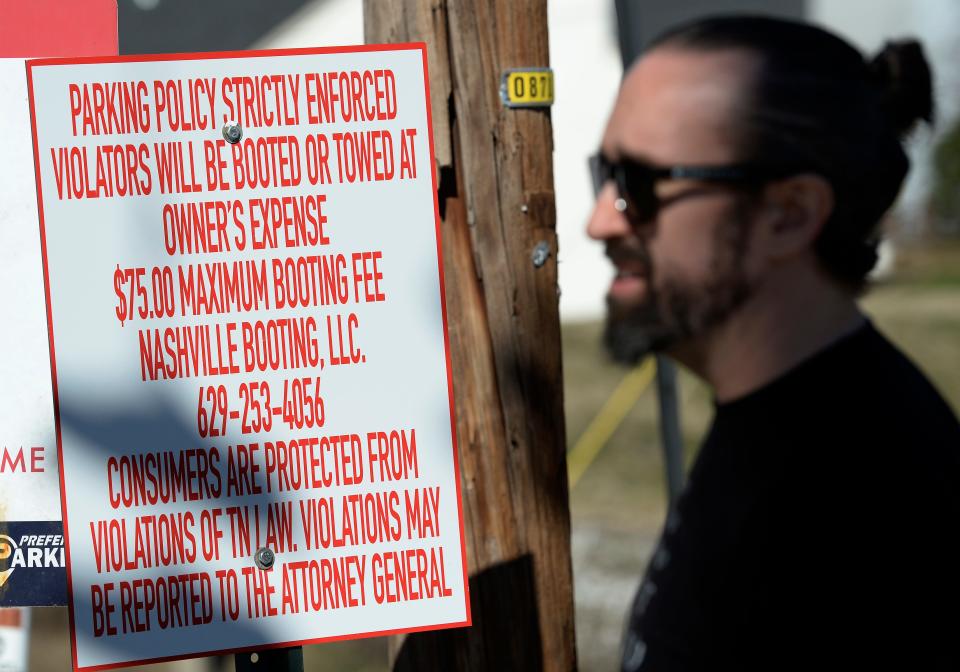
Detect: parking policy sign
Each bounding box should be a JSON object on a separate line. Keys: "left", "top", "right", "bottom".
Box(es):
{"left": 27, "top": 44, "right": 469, "bottom": 670}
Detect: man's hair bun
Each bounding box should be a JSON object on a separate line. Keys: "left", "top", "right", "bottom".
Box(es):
{"left": 870, "top": 40, "right": 935, "bottom": 136}
{"left": 651, "top": 16, "right": 936, "bottom": 290}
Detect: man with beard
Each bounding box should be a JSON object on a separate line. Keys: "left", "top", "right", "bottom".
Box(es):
{"left": 586, "top": 16, "right": 960, "bottom": 671}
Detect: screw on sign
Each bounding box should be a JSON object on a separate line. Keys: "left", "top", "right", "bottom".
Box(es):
{"left": 254, "top": 547, "right": 275, "bottom": 570}
{"left": 223, "top": 120, "right": 243, "bottom": 144}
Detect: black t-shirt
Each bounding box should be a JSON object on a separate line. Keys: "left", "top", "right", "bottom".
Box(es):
{"left": 622, "top": 321, "right": 960, "bottom": 671}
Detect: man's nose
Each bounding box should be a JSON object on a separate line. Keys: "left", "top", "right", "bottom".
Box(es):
{"left": 587, "top": 182, "right": 631, "bottom": 241}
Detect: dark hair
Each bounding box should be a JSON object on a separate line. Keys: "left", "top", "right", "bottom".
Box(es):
{"left": 650, "top": 16, "right": 934, "bottom": 289}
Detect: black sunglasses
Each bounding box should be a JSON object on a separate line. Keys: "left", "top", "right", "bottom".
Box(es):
{"left": 589, "top": 153, "right": 801, "bottom": 223}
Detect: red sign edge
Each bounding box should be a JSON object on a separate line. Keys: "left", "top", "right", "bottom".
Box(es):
{"left": 25, "top": 41, "right": 472, "bottom": 671}
{"left": 25, "top": 56, "right": 79, "bottom": 671}
{"left": 419, "top": 41, "right": 474, "bottom": 630}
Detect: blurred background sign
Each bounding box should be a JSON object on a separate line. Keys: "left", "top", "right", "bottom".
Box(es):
{"left": 0, "top": 0, "right": 117, "bottom": 610}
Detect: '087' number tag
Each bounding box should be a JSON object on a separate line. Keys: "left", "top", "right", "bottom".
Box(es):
{"left": 500, "top": 68, "right": 554, "bottom": 108}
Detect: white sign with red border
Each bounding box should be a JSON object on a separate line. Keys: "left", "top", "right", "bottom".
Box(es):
{"left": 27, "top": 44, "right": 469, "bottom": 670}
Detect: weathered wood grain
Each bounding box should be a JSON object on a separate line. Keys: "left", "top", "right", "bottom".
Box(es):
{"left": 365, "top": 1, "right": 576, "bottom": 669}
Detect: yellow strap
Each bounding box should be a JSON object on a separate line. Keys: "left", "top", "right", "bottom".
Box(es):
{"left": 567, "top": 358, "right": 657, "bottom": 489}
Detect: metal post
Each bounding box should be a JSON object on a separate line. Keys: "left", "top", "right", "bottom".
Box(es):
{"left": 234, "top": 646, "right": 303, "bottom": 672}
{"left": 655, "top": 356, "right": 685, "bottom": 506}
{"left": 366, "top": 0, "right": 576, "bottom": 669}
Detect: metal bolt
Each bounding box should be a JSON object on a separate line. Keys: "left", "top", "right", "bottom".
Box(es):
{"left": 520, "top": 204, "right": 529, "bottom": 214}
{"left": 222, "top": 120, "right": 243, "bottom": 144}
{"left": 531, "top": 241, "right": 551, "bottom": 268}
{"left": 254, "top": 547, "right": 274, "bottom": 570}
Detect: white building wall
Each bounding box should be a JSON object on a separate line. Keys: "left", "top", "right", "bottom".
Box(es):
{"left": 255, "top": 0, "right": 959, "bottom": 321}
{"left": 548, "top": 0, "right": 623, "bottom": 320}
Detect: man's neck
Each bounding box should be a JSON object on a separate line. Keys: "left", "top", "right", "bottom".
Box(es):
{"left": 669, "top": 267, "right": 865, "bottom": 403}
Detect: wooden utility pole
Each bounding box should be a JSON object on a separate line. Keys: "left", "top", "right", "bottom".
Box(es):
{"left": 364, "top": 2, "right": 576, "bottom": 670}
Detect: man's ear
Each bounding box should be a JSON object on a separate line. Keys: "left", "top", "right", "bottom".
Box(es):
{"left": 758, "top": 173, "right": 834, "bottom": 260}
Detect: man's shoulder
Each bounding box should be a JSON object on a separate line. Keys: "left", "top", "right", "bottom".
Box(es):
{"left": 833, "top": 323, "right": 959, "bottom": 444}
{"left": 739, "top": 322, "right": 960, "bottom": 505}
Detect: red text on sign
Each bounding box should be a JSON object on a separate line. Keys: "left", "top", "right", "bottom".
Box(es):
{"left": 304, "top": 69, "right": 397, "bottom": 124}
{"left": 50, "top": 143, "right": 151, "bottom": 200}
{"left": 68, "top": 81, "right": 150, "bottom": 136}
{"left": 0, "top": 446, "right": 45, "bottom": 472}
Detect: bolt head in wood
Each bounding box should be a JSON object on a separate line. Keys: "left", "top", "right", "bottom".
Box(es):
{"left": 532, "top": 241, "right": 551, "bottom": 268}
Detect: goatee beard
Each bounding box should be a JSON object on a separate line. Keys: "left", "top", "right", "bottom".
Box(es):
{"left": 602, "top": 204, "right": 754, "bottom": 366}
{"left": 603, "top": 293, "right": 676, "bottom": 364}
